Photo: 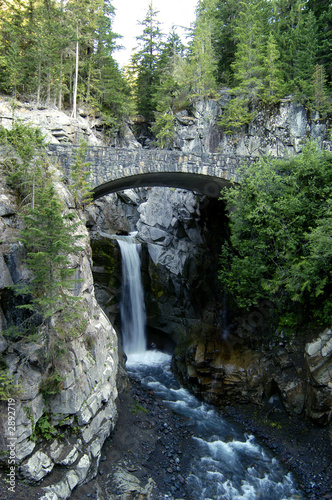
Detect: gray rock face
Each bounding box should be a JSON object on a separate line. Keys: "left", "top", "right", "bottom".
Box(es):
{"left": 174, "top": 328, "right": 332, "bottom": 441}
{"left": 110, "top": 467, "right": 156, "bottom": 499}
{"left": 20, "top": 451, "right": 54, "bottom": 482}
{"left": 305, "top": 328, "right": 332, "bottom": 424}
{"left": 137, "top": 188, "right": 202, "bottom": 277}
{"left": 173, "top": 97, "right": 331, "bottom": 156}
{"left": 0, "top": 172, "right": 119, "bottom": 498}
{"left": 0, "top": 98, "right": 141, "bottom": 148}
{"left": 135, "top": 187, "right": 222, "bottom": 344}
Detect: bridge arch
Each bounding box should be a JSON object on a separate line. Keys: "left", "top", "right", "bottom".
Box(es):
{"left": 48, "top": 145, "right": 250, "bottom": 199}
{"left": 93, "top": 171, "right": 229, "bottom": 199}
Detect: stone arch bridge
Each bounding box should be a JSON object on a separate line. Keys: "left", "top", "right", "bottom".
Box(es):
{"left": 48, "top": 145, "right": 255, "bottom": 200}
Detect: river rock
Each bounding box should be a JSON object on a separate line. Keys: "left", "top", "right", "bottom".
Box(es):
{"left": 110, "top": 467, "right": 156, "bottom": 499}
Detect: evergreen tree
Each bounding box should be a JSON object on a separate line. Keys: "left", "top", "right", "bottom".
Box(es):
{"left": 293, "top": 10, "right": 319, "bottom": 102}
{"left": 232, "top": 0, "right": 267, "bottom": 100}
{"left": 1, "top": 0, "right": 26, "bottom": 97}
{"left": 152, "top": 29, "right": 188, "bottom": 147}
{"left": 17, "top": 171, "right": 84, "bottom": 335}
{"left": 261, "top": 33, "right": 284, "bottom": 103}
{"left": 272, "top": 0, "right": 318, "bottom": 99}
{"left": 219, "top": 142, "right": 332, "bottom": 331}
{"left": 309, "top": 64, "right": 332, "bottom": 114}
{"left": 219, "top": 0, "right": 268, "bottom": 130}
{"left": 306, "top": 0, "right": 332, "bottom": 83}
{"left": 131, "top": 1, "right": 164, "bottom": 119}
{"left": 187, "top": 0, "right": 218, "bottom": 96}
{"left": 214, "top": 0, "right": 241, "bottom": 85}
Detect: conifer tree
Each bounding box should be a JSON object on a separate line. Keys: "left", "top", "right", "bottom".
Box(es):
{"left": 17, "top": 170, "right": 84, "bottom": 346}
{"left": 306, "top": 0, "right": 332, "bottom": 83}
{"left": 219, "top": 0, "right": 268, "bottom": 130}
{"left": 188, "top": 0, "right": 218, "bottom": 96}
{"left": 293, "top": 10, "right": 319, "bottom": 102}
{"left": 262, "top": 33, "right": 284, "bottom": 103}
{"left": 309, "top": 64, "right": 332, "bottom": 114}
{"left": 152, "top": 29, "right": 188, "bottom": 147}
{"left": 131, "top": 2, "right": 164, "bottom": 120}
{"left": 272, "top": 0, "right": 318, "bottom": 99}
{"left": 214, "top": 0, "right": 241, "bottom": 85}
{"left": 1, "top": 0, "right": 26, "bottom": 97}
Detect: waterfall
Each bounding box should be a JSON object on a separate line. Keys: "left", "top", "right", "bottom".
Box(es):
{"left": 117, "top": 233, "right": 147, "bottom": 355}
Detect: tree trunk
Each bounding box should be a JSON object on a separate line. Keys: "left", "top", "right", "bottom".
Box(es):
{"left": 71, "top": 23, "right": 79, "bottom": 119}
{"left": 58, "top": 52, "right": 63, "bottom": 110}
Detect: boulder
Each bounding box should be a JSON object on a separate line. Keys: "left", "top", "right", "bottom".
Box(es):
{"left": 111, "top": 467, "right": 156, "bottom": 499}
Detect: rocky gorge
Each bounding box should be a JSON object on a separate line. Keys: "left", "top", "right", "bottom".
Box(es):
{"left": 0, "top": 95, "right": 331, "bottom": 499}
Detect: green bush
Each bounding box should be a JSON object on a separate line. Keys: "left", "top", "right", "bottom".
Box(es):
{"left": 219, "top": 141, "right": 332, "bottom": 331}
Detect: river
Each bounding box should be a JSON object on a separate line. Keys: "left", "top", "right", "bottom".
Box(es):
{"left": 117, "top": 234, "right": 303, "bottom": 499}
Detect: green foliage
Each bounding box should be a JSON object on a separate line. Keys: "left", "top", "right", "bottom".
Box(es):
{"left": 32, "top": 414, "right": 57, "bottom": 441}
{"left": 1, "top": 120, "right": 87, "bottom": 356}
{"left": 152, "top": 108, "right": 175, "bottom": 149}
{"left": 0, "top": 370, "right": 22, "bottom": 401}
{"left": 0, "top": 120, "right": 47, "bottom": 201}
{"left": 0, "top": 120, "right": 45, "bottom": 160}
{"left": 69, "top": 140, "right": 93, "bottom": 209}
{"left": 17, "top": 173, "right": 84, "bottom": 322}
{"left": 308, "top": 65, "right": 332, "bottom": 114}
{"left": 187, "top": 0, "right": 219, "bottom": 97}
{"left": 131, "top": 2, "right": 164, "bottom": 119}
{"left": 0, "top": 0, "right": 132, "bottom": 123}
{"left": 218, "top": 93, "right": 255, "bottom": 132}
{"left": 131, "top": 400, "right": 149, "bottom": 414}
{"left": 219, "top": 141, "right": 332, "bottom": 330}
{"left": 40, "top": 371, "right": 64, "bottom": 399}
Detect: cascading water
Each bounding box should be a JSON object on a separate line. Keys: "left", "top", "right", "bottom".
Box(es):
{"left": 117, "top": 232, "right": 147, "bottom": 355}
{"left": 127, "top": 353, "right": 303, "bottom": 500}
{"left": 116, "top": 232, "right": 302, "bottom": 499}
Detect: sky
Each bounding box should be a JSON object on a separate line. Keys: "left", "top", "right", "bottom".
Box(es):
{"left": 111, "top": 0, "right": 198, "bottom": 68}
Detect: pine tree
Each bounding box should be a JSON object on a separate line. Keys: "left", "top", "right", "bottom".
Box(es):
{"left": 215, "top": 0, "right": 241, "bottom": 85}
{"left": 1, "top": 0, "right": 26, "bottom": 97}
{"left": 272, "top": 0, "right": 318, "bottom": 99}
{"left": 18, "top": 174, "right": 83, "bottom": 315}
{"left": 69, "top": 140, "right": 93, "bottom": 209}
{"left": 309, "top": 64, "right": 332, "bottom": 114}
{"left": 187, "top": 0, "right": 218, "bottom": 96}
{"left": 152, "top": 29, "right": 188, "bottom": 147}
{"left": 293, "top": 10, "right": 319, "bottom": 102}
{"left": 219, "top": 0, "right": 268, "bottom": 130}
{"left": 231, "top": 0, "right": 267, "bottom": 100}
{"left": 306, "top": 0, "right": 332, "bottom": 83}
{"left": 131, "top": 1, "right": 164, "bottom": 120}
{"left": 262, "top": 33, "right": 284, "bottom": 103}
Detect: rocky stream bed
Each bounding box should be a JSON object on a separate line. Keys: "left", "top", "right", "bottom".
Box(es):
{"left": 1, "top": 370, "right": 331, "bottom": 500}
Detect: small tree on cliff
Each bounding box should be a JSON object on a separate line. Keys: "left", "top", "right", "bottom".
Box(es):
{"left": 16, "top": 170, "right": 85, "bottom": 358}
